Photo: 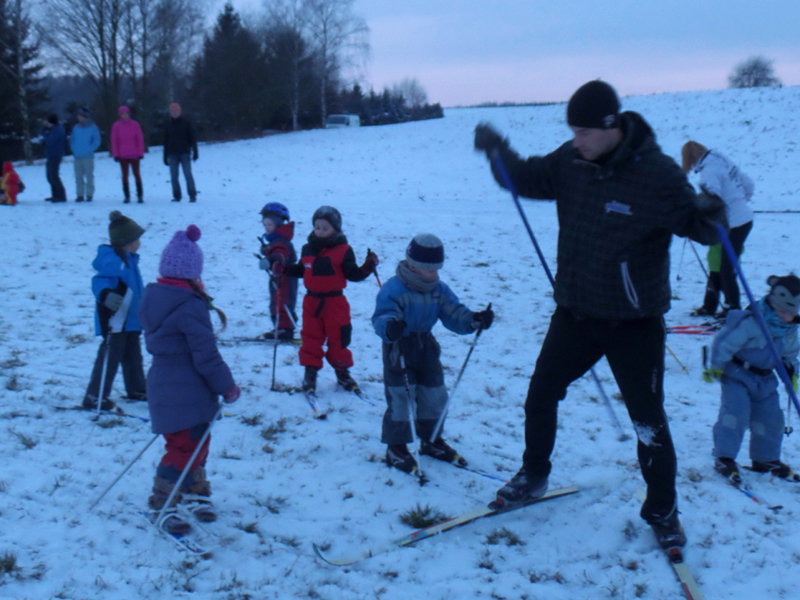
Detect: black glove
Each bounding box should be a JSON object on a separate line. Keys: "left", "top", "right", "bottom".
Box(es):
{"left": 385, "top": 319, "right": 406, "bottom": 342}
{"left": 474, "top": 122, "right": 507, "bottom": 154}
{"left": 472, "top": 308, "right": 494, "bottom": 331}
{"left": 696, "top": 189, "right": 729, "bottom": 230}
{"left": 361, "top": 251, "right": 379, "bottom": 274}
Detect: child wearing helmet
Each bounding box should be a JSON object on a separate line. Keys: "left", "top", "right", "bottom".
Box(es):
{"left": 258, "top": 202, "right": 298, "bottom": 341}
{"left": 284, "top": 205, "right": 379, "bottom": 395}
{"left": 704, "top": 274, "right": 800, "bottom": 483}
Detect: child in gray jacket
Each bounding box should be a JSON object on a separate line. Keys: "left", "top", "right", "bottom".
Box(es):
{"left": 704, "top": 274, "right": 800, "bottom": 482}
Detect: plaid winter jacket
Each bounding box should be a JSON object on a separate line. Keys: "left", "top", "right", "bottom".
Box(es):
{"left": 492, "top": 111, "right": 720, "bottom": 320}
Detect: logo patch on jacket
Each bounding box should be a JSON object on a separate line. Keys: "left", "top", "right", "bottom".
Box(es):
{"left": 605, "top": 200, "right": 632, "bottom": 216}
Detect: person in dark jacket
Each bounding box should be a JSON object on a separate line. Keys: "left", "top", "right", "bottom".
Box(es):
{"left": 474, "top": 80, "right": 728, "bottom": 550}
{"left": 41, "top": 114, "right": 67, "bottom": 203}
{"left": 283, "top": 205, "right": 379, "bottom": 395}
{"left": 163, "top": 103, "right": 198, "bottom": 202}
{"left": 139, "top": 225, "right": 240, "bottom": 534}
{"left": 83, "top": 211, "right": 147, "bottom": 410}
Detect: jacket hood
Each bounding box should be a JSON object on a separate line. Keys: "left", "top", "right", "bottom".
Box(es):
{"left": 92, "top": 244, "right": 138, "bottom": 271}
{"left": 275, "top": 221, "right": 294, "bottom": 241}
{"left": 139, "top": 283, "right": 199, "bottom": 333}
{"left": 2, "top": 162, "right": 13, "bottom": 174}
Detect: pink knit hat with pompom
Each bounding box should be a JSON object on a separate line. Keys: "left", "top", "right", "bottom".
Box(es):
{"left": 159, "top": 225, "right": 203, "bottom": 279}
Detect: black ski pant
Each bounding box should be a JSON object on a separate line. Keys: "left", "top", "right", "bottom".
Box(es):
{"left": 522, "top": 306, "right": 677, "bottom": 523}
{"left": 381, "top": 334, "right": 449, "bottom": 445}
{"left": 46, "top": 157, "right": 66, "bottom": 201}
{"left": 703, "top": 221, "right": 752, "bottom": 313}
{"left": 85, "top": 331, "right": 147, "bottom": 402}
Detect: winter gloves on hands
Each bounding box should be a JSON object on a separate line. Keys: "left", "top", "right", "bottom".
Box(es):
{"left": 695, "top": 188, "right": 729, "bottom": 233}
{"left": 472, "top": 308, "right": 494, "bottom": 331}
{"left": 361, "top": 251, "right": 380, "bottom": 274}
{"left": 103, "top": 291, "right": 124, "bottom": 311}
{"left": 702, "top": 368, "right": 723, "bottom": 383}
{"left": 223, "top": 385, "right": 241, "bottom": 404}
{"left": 474, "top": 123, "right": 508, "bottom": 156}
{"left": 385, "top": 319, "right": 406, "bottom": 342}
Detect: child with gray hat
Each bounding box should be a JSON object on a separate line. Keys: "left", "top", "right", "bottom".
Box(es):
{"left": 82, "top": 211, "right": 147, "bottom": 410}
{"left": 372, "top": 233, "right": 494, "bottom": 475}
{"left": 704, "top": 274, "right": 800, "bottom": 482}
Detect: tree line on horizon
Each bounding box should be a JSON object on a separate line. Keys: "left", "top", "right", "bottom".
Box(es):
{"left": 0, "top": 0, "right": 442, "bottom": 163}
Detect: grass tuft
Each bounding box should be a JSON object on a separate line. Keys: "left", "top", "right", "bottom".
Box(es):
{"left": 399, "top": 504, "right": 452, "bottom": 528}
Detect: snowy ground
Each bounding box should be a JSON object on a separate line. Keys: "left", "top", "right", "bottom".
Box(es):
{"left": 2, "top": 85, "right": 800, "bottom": 599}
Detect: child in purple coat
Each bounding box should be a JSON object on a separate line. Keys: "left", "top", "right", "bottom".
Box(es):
{"left": 139, "top": 225, "right": 240, "bottom": 534}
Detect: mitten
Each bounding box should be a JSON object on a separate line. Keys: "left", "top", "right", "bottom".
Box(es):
{"left": 362, "top": 251, "right": 379, "bottom": 273}
{"left": 702, "top": 368, "right": 724, "bottom": 383}
{"left": 385, "top": 319, "right": 406, "bottom": 342}
{"left": 103, "top": 291, "right": 124, "bottom": 311}
{"left": 258, "top": 257, "right": 271, "bottom": 271}
{"left": 223, "top": 385, "right": 241, "bottom": 404}
{"left": 793, "top": 374, "right": 799, "bottom": 394}
{"left": 695, "top": 189, "right": 729, "bottom": 231}
{"left": 472, "top": 308, "right": 494, "bottom": 331}
{"left": 474, "top": 123, "right": 507, "bottom": 154}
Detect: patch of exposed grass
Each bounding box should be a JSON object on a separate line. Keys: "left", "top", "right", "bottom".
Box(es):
{"left": 399, "top": 504, "right": 452, "bottom": 529}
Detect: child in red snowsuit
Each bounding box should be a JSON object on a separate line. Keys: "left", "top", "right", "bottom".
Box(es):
{"left": 0, "top": 162, "right": 21, "bottom": 206}
{"left": 284, "top": 205, "right": 378, "bottom": 394}
{"left": 257, "top": 202, "right": 298, "bottom": 341}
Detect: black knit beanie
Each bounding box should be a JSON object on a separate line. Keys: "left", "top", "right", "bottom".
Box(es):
{"left": 767, "top": 274, "right": 800, "bottom": 316}
{"left": 47, "top": 114, "right": 59, "bottom": 125}
{"left": 567, "top": 80, "right": 620, "bottom": 129}
{"left": 406, "top": 234, "right": 444, "bottom": 270}
{"left": 108, "top": 210, "right": 145, "bottom": 247}
{"left": 312, "top": 205, "right": 342, "bottom": 232}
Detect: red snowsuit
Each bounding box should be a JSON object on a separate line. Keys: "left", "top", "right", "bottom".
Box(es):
{"left": 1, "top": 162, "right": 20, "bottom": 205}
{"left": 287, "top": 233, "right": 371, "bottom": 370}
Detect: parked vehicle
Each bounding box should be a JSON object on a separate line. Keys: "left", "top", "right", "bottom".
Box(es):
{"left": 325, "top": 114, "right": 360, "bottom": 129}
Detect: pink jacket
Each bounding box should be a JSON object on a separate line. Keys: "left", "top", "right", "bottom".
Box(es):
{"left": 111, "top": 119, "right": 144, "bottom": 159}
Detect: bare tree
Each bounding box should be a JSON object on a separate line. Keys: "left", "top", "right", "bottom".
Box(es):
{"left": 728, "top": 55, "right": 782, "bottom": 89}
{"left": 43, "top": 0, "right": 128, "bottom": 131}
{"left": 392, "top": 77, "right": 427, "bottom": 108}
{"left": 302, "top": 0, "right": 368, "bottom": 126}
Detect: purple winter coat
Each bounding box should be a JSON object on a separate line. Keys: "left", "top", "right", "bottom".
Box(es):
{"left": 139, "top": 282, "right": 234, "bottom": 434}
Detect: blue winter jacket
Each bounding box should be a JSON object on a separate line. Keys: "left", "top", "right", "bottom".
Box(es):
{"left": 91, "top": 245, "right": 144, "bottom": 335}
{"left": 41, "top": 124, "right": 66, "bottom": 159}
{"left": 69, "top": 121, "right": 101, "bottom": 158}
{"left": 710, "top": 305, "right": 800, "bottom": 375}
{"left": 372, "top": 272, "right": 476, "bottom": 342}
{"left": 139, "top": 282, "right": 235, "bottom": 434}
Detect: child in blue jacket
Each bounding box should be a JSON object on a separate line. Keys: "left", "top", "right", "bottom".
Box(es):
{"left": 372, "top": 234, "right": 493, "bottom": 474}
{"left": 82, "top": 211, "right": 147, "bottom": 410}
{"left": 704, "top": 274, "right": 800, "bottom": 482}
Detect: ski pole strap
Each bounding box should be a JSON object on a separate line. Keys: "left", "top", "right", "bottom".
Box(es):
{"left": 716, "top": 223, "right": 800, "bottom": 418}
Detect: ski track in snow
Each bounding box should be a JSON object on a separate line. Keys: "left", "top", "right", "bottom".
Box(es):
{"left": 2, "top": 86, "right": 800, "bottom": 599}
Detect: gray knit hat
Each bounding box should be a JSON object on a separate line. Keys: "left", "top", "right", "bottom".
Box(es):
{"left": 108, "top": 211, "right": 145, "bottom": 247}
{"left": 768, "top": 274, "right": 800, "bottom": 316}
{"left": 406, "top": 234, "right": 444, "bottom": 270}
{"left": 312, "top": 205, "right": 342, "bottom": 232}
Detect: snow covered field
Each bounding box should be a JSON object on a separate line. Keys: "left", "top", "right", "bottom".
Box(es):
{"left": 2, "top": 85, "right": 800, "bottom": 599}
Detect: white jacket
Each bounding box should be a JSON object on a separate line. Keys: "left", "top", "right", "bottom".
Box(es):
{"left": 694, "top": 150, "right": 754, "bottom": 229}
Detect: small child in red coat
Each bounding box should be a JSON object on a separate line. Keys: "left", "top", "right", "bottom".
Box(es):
{"left": 284, "top": 206, "right": 378, "bottom": 394}
{"left": 257, "top": 202, "right": 298, "bottom": 341}
{"left": 0, "top": 162, "right": 21, "bottom": 206}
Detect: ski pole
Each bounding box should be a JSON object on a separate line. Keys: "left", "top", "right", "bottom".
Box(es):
{"left": 716, "top": 223, "right": 800, "bottom": 418}
{"left": 665, "top": 343, "right": 687, "bottom": 373}
{"left": 93, "top": 334, "right": 113, "bottom": 420}
{"left": 688, "top": 240, "right": 710, "bottom": 279}
{"left": 430, "top": 302, "right": 492, "bottom": 443}
{"left": 90, "top": 433, "right": 159, "bottom": 510}
{"left": 368, "top": 248, "right": 382, "bottom": 287}
{"left": 271, "top": 278, "right": 282, "bottom": 391}
{"left": 154, "top": 404, "right": 226, "bottom": 527}
{"left": 491, "top": 151, "right": 630, "bottom": 442}
{"left": 397, "top": 347, "right": 427, "bottom": 485}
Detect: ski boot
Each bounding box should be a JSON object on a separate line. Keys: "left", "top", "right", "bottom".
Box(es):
{"left": 714, "top": 457, "right": 742, "bottom": 484}
{"left": 649, "top": 510, "right": 687, "bottom": 549}
{"left": 420, "top": 437, "right": 467, "bottom": 467}
{"left": 149, "top": 477, "right": 192, "bottom": 534}
{"left": 751, "top": 460, "right": 800, "bottom": 481}
{"left": 181, "top": 468, "right": 216, "bottom": 522}
{"left": 302, "top": 366, "right": 318, "bottom": 394}
{"left": 75, "top": 196, "right": 85, "bottom": 203}
{"left": 385, "top": 444, "right": 418, "bottom": 474}
{"left": 264, "top": 328, "right": 295, "bottom": 342}
{"left": 493, "top": 466, "right": 548, "bottom": 509}
{"left": 335, "top": 368, "right": 360, "bottom": 393}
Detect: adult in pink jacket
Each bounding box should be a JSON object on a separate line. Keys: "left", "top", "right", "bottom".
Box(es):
{"left": 111, "top": 106, "right": 145, "bottom": 204}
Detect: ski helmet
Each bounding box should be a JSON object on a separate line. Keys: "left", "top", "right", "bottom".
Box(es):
{"left": 260, "top": 202, "right": 290, "bottom": 225}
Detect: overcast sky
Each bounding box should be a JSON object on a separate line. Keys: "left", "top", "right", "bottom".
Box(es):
{"left": 221, "top": 1, "right": 800, "bottom": 106}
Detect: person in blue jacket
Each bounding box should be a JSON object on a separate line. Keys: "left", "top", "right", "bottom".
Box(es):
{"left": 82, "top": 211, "right": 147, "bottom": 410}
{"left": 41, "top": 114, "right": 67, "bottom": 203}
{"left": 372, "top": 233, "right": 494, "bottom": 474}
{"left": 69, "top": 107, "right": 102, "bottom": 202}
